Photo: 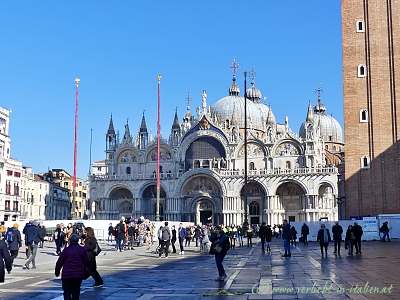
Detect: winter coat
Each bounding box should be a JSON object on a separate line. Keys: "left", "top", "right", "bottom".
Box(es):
{"left": 258, "top": 225, "right": 267, "bottom": 238}
{"left": 171, "top": 229, "right": 177, "bottom": 242}
{"left": 317, "top": 228, "right": 331, "bottom": 246}
{"left": 0, "top": 240, "right": 12, "bottom": 283}
{"left": 282, "top": 223, "right": 291, "bottom": 240}
{"left": 25, "top": 225, "right": 44, "bottom": 246}
{"left": 178, "top": 227, "right": 186, "bottom": 239}
{"left": 301, "top": 224, "right": 309, "bottom": 236}
{"left": 116, "top": 222, "right": 126, "bottom": 240}
{"left": 6, "top": 228, "right": 22, "bottom": 251}
{"left": 84, "top": 236, "right": 99, "bottom": 271}
{"left": 55, "top": 243, "right": 89, "bottom": 279}
{"left": 332, "top": 224, "right": 343, "bottom": 240}
{"left": 352, "top": 224, "right": 363, "bottom": 238}
{"left": 265, "top": 227, "right": 273, "bottom": 242}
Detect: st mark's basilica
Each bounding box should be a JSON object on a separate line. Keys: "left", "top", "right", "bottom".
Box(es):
{"left": 88, "top": 64, "right": 344, "bottom": 225}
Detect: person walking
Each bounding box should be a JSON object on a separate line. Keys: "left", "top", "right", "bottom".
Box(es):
{"left": 158, "top": 222, "right": 171, "bottom": 258}
{"left": 352, "top": 222, "right": 363, "bottom": 254}
{"left": 317, "top": 224, "right": 331, "bottom": 255}
{"left": 171, "top": 225, "right": 177, "bottom": 253}
{"left": 83, "top": 227, "right": 103, "bottom": 287}
{"left": 38, "top": 225, "right": 46, "bottom": 248}
{"left": 332, "top": 221, "right": 343, "bottom": 254}
{"left": 265, "top": 225, "right": 273, "bottom": 252}
{"left": 237, "top": 225, "right": 245, "bottom": 247}
{"left": 178, "top": 223, "right": 186, "bottom": 255}
{"left": 115, "top": 218, "right": 126, "bottom": 252}
{"left": 53, "top": 224, "right": 64, "bottom": 256}
{"left": 209, "top": 225, "right": 230, "bottom": 281}
{"left": 281, "top": 220, "right": 291, "bottom": 257}
{"left": 185, "top": 226, "right": 192, "bottom": 247}
{"left": 258, "top": 222, "right": 267, "bottom": 252}
{"left": 345, "top": 225, "right": 355, "bottom": 255}
{"left": 6, "top": 223, "right": 22, "bottom": 265}
{"left": 107, "top": 223, "right": 113, "bottom": 244}
{"left": 380, "top": 222, "right": 391, "bottom": 242}
{"left": 25, "top": 221, "right": 44, "bottom": 269}
{"left": 55, "top": 234, "right": 90, "bottom": 300}
{"left": 0, "top": 221, "right": 6, "bottom": 239}
{"left": 301, "top": 223, "right": 309, "bottom": 245}
{"left": 0, "top": 238, "right": 12, "bottom": 283}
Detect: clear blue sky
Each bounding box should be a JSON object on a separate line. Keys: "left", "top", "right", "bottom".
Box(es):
{"left": 0, "top": 1, "right": 343, "bottom": 181}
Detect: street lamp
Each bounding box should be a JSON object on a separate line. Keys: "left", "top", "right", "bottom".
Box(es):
{"left": 243, "top": 71, "right": 249, "bottom": 229}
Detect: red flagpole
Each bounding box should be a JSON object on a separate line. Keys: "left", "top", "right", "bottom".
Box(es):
{"left": 156, "top": 75, "right": 161, "bottom": 221}
{"left": 73, "top": 78, "right": 80, "bottom": 219}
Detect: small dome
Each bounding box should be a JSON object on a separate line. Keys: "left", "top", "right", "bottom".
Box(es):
{"left": 229, "top": 76, "right": 240, "bottom": 96}
{"left": 314, "top": 102, "right": 326, "bottom": 113}
{"left": 246, "top": 79, "right": 262, "bottom": 103}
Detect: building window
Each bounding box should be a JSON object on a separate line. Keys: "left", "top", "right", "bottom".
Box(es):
{"left": 358, "top": 64, "right": 367, "bottom": 77}
{"left": 360, "top": 109, "right": 368, "bottom": 122}
{"left": 333, "top": 146, "right": 336, "bottom": 151}
{"left": 249, "top": 162, "right": 255, "bottom": 170}
{"left": 361, "top": 155, "right": 370, "bottom": 169}
{"left": 126, "top": 167, "right": 131, "bottom": 174}
{"left": 356, "top": 20, "right": 365, "bottom": 32}
{"left": 7, "top": 170, "right": 13, "bottom": 176}
{"left": 325, "top": 145, "right": 328, "bottom": 150}
{"left": 5, "top": 200, "right": 10, "bottom": 210}
{"left": 249, "top": 201, "right": 260, "bottom": 215}
{"left": 97, "top": 167, "right": 102, "bottom": 171}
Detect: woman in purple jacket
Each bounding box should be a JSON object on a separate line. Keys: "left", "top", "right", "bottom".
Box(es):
{"left": 55, "top": 234, "right": 89, "bottom": 300}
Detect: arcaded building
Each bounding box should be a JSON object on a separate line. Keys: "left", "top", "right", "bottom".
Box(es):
{"left": 342, "top": 0, "right": 400, "bottom": 217}
{"left": 88, "top": 67, "right": 344, "bottom": 225}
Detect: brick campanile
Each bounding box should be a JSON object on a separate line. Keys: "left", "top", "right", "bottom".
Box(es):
{"left": 342, "top": 0, "right": 400, "bottom": 218}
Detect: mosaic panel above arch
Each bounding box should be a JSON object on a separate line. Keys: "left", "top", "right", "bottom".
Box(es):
{"left": 276, "top": 182, "right": 305, "bottom": 196}
{"left": 240, "top": 182, "right": 266, "bottom": 196}
{"left": 275, "top": 142, "right": 300, "bottom": 157}
{"left": 147, "top": 147, "right": 172, "bottom": 162}
{"left": 118, "top": 150, "right": 138, "bottom": 163}
{"left": 183, "top": 176, "right": 221, "bottom": 197}
{"left": 238, "top": 142, "right": 264, "bottom": 158}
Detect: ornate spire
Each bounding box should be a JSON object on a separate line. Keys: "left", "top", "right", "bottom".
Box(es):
{"left": 172, "top": 107, "right": 180, "bottom": 129}
{"left": 122, "top": 119, "right": 132, "bottom": 144}
{"left": 266, "top": 104, "right": 276, "bottom": 125}
{"left": 306, "top": 100, "right": 314, "bottom": 122}
{"left": 107, "top": 114, "right": 115, "bottom": 134}
{"left": 139, "top": 111, "right": 147, "bottom": 133}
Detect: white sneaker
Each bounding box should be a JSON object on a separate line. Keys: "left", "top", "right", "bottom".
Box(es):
{"left": 182, "top": 251, "right": 184, "bottom": 255}
{"left": 179, "top": 252, "right": 182, "bottom": 254}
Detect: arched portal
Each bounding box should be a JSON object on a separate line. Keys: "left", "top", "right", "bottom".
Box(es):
{"left": 241, "top": 181, "right": 265, "bottom": 226}
{"left": 110, "top": 188, "right": 133, "bottom": 218}
{"left": 276, "top": 182, "right": 305, "bottom": 222}
{"left": 141, "top": 185, "right": 166, "bottom": 220}
{"left": 195, "top": 199, "right": 214, "bottom": 225}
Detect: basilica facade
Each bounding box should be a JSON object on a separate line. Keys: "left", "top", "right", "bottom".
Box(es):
{"left": 87, "top": 71, "right": 344, "bottom": 225}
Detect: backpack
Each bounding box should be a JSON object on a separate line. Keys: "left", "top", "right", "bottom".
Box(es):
{"left": 6, "top": 228, "right": 15, "bottom": 243}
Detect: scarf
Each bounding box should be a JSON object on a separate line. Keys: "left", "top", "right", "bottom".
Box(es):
{"left": 323, "top": 228, "right": 328, "bottom": 243}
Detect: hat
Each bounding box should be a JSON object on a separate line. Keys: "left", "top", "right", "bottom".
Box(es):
{"left": 13, "top": 223, "right": 19, "bottom": 228}
{"left": 32, "top": 221, "right": 39, "bottom": 226}
{"left": 69, "top": 234, "right": 79, "bottom": 244}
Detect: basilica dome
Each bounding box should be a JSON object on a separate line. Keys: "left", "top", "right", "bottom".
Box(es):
{"left": 299, "top": 100, "right": 343, "bottom": 143}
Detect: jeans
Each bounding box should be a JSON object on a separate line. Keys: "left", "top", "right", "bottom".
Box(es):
{"left": 178, "top": 237, "right": 184, "bottom": 252}
{"left": 347, "top": 240, "right": 353, "bottom": 254}
{"left": 26, "top": 244, "right": 38, "bottom": 267}
{"left": 115, "top": 238, "right": 124, "bottom": 250}
{"left": 237, "top": 235, "right": 244, "bottom": 246}
{"left": 381, "top": 231, "right": 390, "bottom": 241}
{"left": 215, "top": 252, "right": 227, "bottom": 276}
{"left": 283, "top": 239, "right": 290, "bottom": 254}
{"left": 55, "top": 239, "right": 62, "bottom": 254}
{"left": 108, "top": 234, "right": 113, "bottom": 243}
{"left": 62, "top": 278, "right": 82, "bottom": 300}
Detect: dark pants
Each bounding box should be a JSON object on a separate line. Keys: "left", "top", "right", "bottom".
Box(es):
{"left": 159, "top": 240, "right": 170, "bottom": 257}
{"left": 178, "top": 237, "right": 184, "bottom": 252}
{"left": 9, "top": 250, "right": 18, "bottom": 263}
{"left": 354, "top": 238, "right": 362, "bottom": 253}
{"left": 334, "top": 239, "right": 341, "bottom": 253}
{"left": 86, "top": 267, "right": 103, "bottom": 285}
{"left": 171, "top": 238, "right": 176, "bottom": 253}
{"left": 302, "top": 235, "right": 308, "bottom": 245}
{"left": 62, "top": 278, "right": 83, "bottom": 300}
{"left": 56, "top": 239, "right": 62, "bottom": 254}
{"left": 247, "top": 236, "right": 252, "bottom": 247}
{"left": 260, "top": 237, "right": 265, "bottom": 250}
{"left": 320, "top": 244, "right": 328, "bottom": 253}
{"left": 215, "top": 252, "right": 227, "bottom": 276}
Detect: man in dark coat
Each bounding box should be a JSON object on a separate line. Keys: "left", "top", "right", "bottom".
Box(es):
{"left": 7, "top": 223, "right": 22, "bottom": 264}
{"left": 258, "top": 222, "right": 267, "bottom": 252}
{"left": 301, "top": 223, "right": 309, "bottom": 245}
{"left": 282, "top": 220, "right": 291, "bottom": 257}
{"left": 55, "top": 234, "right": 89, "bottom": 299}
{"left": 25, "top": 221, "right": 44, "bottom": 269}
{"left": 115, "top": 218, "right": 126, "bottom": 252}
{"left": 352, "top": 222, "right": 363, "bottom": 254}
{"left": 178, "top": 223, "right": 186, "bottom": 255}
{"left": 0, "top": 239, "right": 12, "bottom": 283}
{"left": 332, "top": 221, "right": 343, "bottom": 254}
{"left": 380, "top": 222, "right": 391, "bottom": 242}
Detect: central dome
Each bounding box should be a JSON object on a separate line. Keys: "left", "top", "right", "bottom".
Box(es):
{"left": 212, "top": 95, "right": 264, "bottom": 129}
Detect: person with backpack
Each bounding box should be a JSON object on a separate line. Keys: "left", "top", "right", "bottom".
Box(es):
{"left": 209, "top": 225, "right": 230, "bottom": 281}
{"left": 6, "top": 224, "right": 22, "bottom": 265}
{"left": 158, "top": 222, "right": 171, "bottom": 258}
{"left": 115, "top": 218, "right": 126, "bottom": 252}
